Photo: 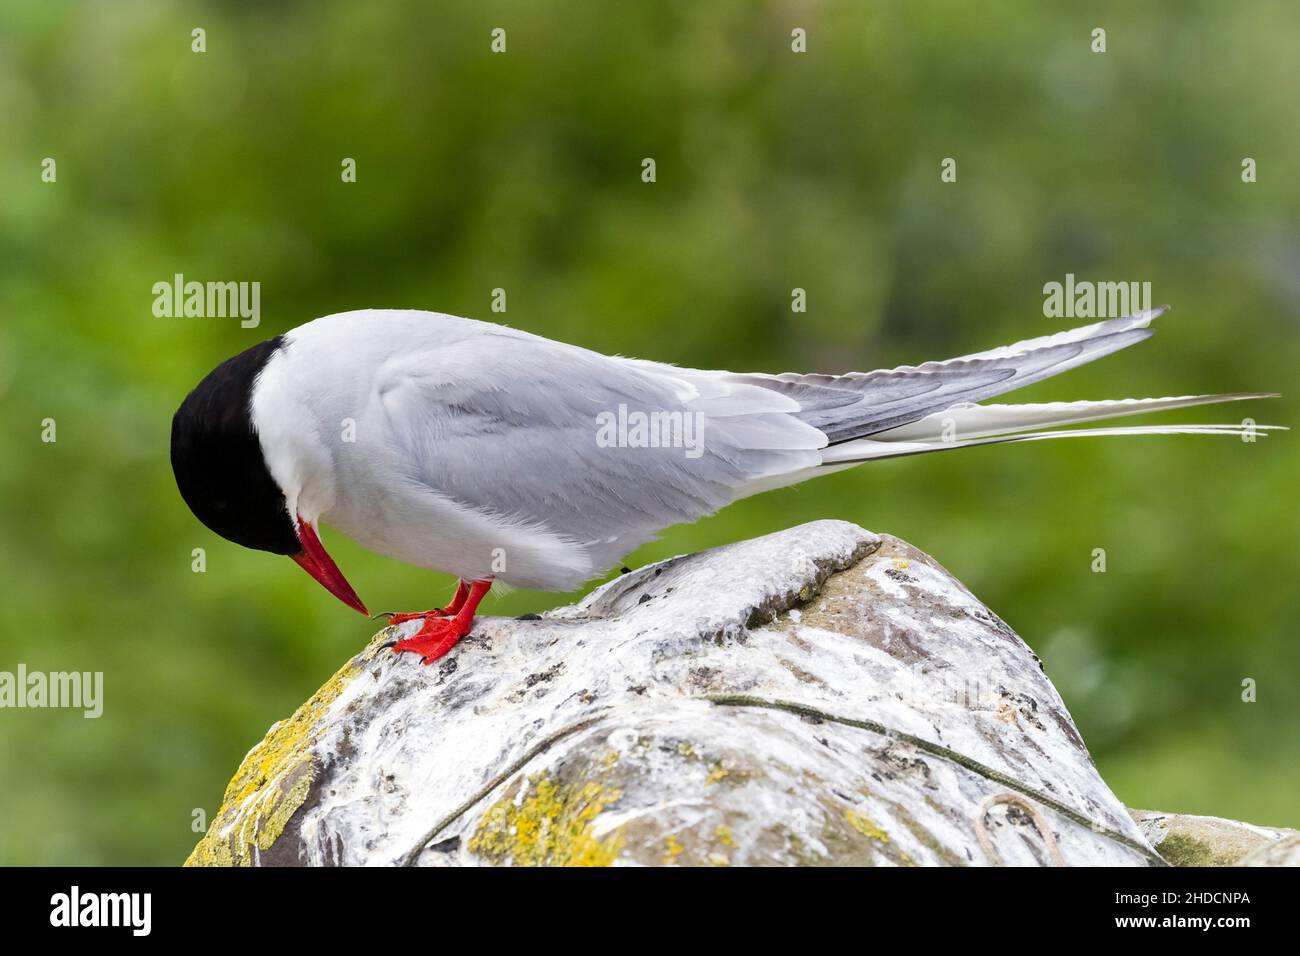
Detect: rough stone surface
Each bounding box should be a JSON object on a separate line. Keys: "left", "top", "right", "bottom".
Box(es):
{"left": 188, "top": 520, "right": 1166, "bottom": 867}
{"left": 1130, "top": 810, "right": 1299, "bottom": 867}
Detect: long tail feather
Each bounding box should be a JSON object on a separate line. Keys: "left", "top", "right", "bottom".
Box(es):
{"left": 871, "top": 392, "right": 1279, "bottom": 444}
{"left": 749, "top": 308, "right": 1171, "bottom": 443}
{"left": 731, "top": 307, "right": 1281, "bottom": 491}
{"left": 822, "top": 422, "right": 1284, "bottom": 465}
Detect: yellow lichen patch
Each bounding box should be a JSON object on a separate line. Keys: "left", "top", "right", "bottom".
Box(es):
{"left": 1157, "top": 833, "right": 1226, "bottom": 867}
{"left": 707, "top": 852, "right": 730, "bottom": 867}
{"left": 706, "top": 765, "right": 730, "bottom": 785}
{"left": 714, "top": 825, "right": 736, "bottom": 848}
{"left": 845, "top": 809, "right": 890, "bottom": 843}
{"left": 663, "top": 833, "right": 685, "bottom": 864}
{"left": 892, "top": 558, "right": 911, "bottom": 570}
{"left": 467, "top": 773, "right": 624, "bottom": 867}
{"left": 185, "top": 658, "right": 362, "bottom": 866}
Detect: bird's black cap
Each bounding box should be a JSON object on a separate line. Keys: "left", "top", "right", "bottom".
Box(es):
{"left": 171, "top": 336, "right": 301, "bottom": 555}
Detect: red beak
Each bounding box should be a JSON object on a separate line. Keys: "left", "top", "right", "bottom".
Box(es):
{"left": 291, "top": 517, "right": 369, "bottom": 616}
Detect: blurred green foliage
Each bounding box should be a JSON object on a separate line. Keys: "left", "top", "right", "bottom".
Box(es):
{"left": 0, "top": 1, "right": 1296, "bottom": 865}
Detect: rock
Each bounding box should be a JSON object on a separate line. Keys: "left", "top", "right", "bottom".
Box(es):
{"left": 1129, "top": 810, "right": 1300, "bottom": 866}
{"left": 1240, "top": 835, "right": 1300, "bottom": 866}
{"left": 187, "top": 520, "right": 1164, "bottom": 867}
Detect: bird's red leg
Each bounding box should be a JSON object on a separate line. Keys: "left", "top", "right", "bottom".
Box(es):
{"left": 384, "top": 580, "right": 470, "bottom": 626}
{"left": 389, "top": 579, "right": 492, "bottom": 664}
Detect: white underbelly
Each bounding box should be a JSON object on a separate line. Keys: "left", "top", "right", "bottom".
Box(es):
{"left": 323, "top": 479, "right": 602, "bottom": 591}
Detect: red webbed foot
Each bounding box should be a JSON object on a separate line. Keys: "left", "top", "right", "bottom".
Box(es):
{"left": 391, "top": 615, "right": 472, "bottom": 663}
{"left": 386, "top": 579, "right": 491, "bottom": 665}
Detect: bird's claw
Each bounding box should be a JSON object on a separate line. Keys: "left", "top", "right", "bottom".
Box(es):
{"left": 380, "top": 607, "right": 456, "bottom": 626}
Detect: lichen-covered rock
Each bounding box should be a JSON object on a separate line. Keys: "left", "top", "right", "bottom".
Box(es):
{"left": 1129, "top": 810, "right": 1299, "bottom": 867}
{"left": 187, "top": 520, "right": 1164, "bottom": 867}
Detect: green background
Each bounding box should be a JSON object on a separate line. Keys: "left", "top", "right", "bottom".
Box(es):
{"left": 1, "top": 1, "right": 1296, "bottom": 865}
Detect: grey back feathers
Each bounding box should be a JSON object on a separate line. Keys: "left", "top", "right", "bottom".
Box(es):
{"left": 734, "top": 321, "right": 1155, "bottom": 443}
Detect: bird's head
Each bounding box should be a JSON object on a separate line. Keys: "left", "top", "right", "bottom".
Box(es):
{"left": 170, "top": 336, "right": 368, "bottom": 616}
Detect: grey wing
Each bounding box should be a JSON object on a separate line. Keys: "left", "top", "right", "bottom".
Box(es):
{"left": 376, "top": 330, "right": 827, "bottom": 553}
{"left": 727, "top": 310, "right": 1162, "bottom": 443}
{"left": 376, "top": 308, "right": 1183, "bottom": 562}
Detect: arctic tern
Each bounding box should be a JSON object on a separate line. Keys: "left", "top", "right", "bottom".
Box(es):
{"left": 170, "top": 307, "right": 1277, "bottom": 663}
